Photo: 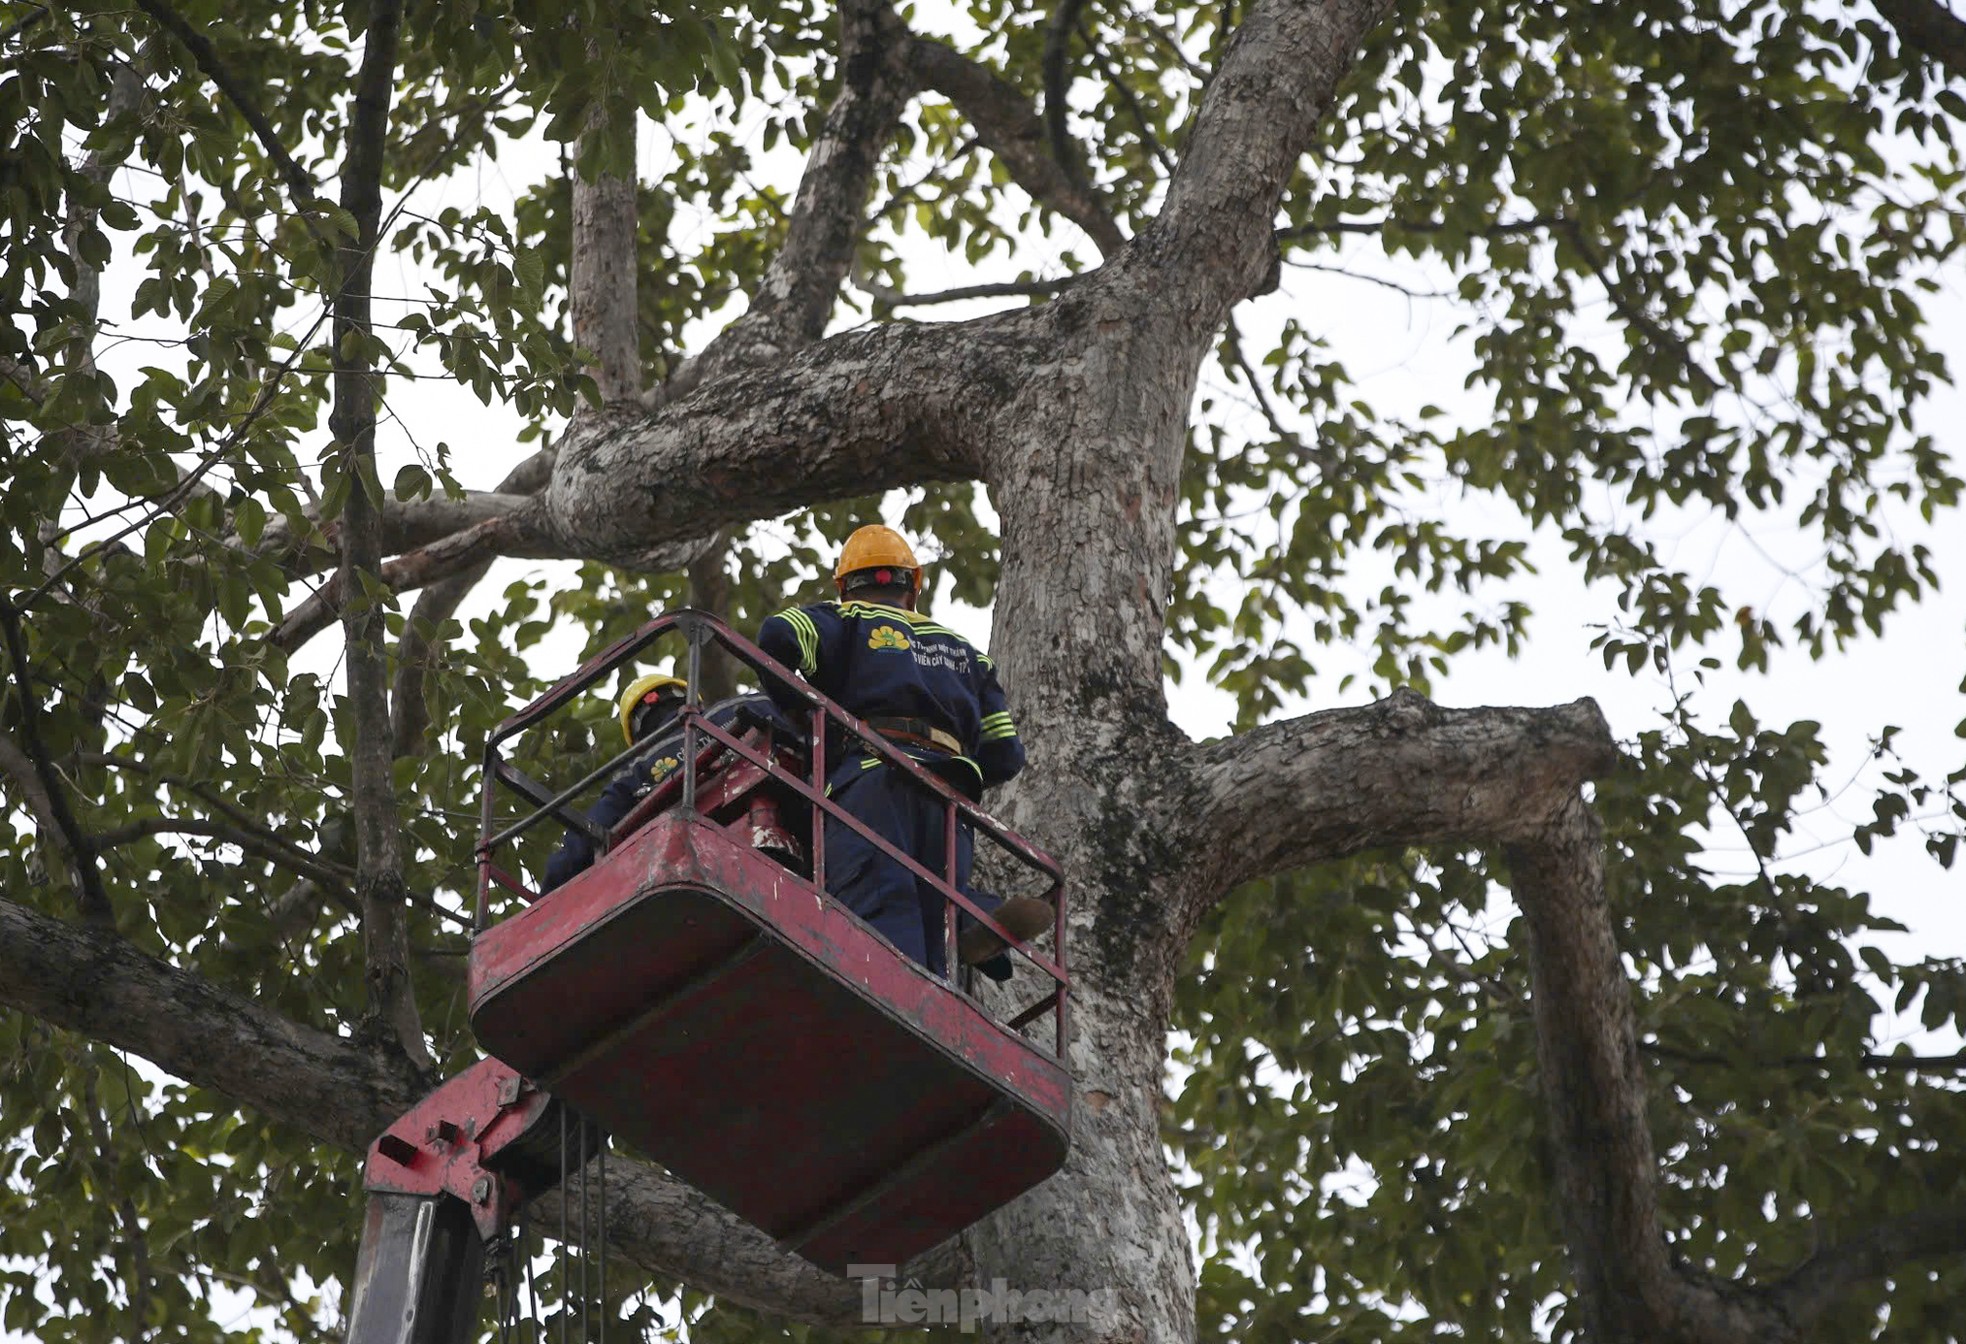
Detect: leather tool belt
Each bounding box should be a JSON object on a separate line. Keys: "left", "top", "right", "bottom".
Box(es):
{"left": 869, "top": 716, "right": 962, "bottom": 755}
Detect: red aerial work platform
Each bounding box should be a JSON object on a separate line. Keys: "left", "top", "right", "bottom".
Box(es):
{"left": 468, "top": 611, "right": 1071, "bottom": 1274}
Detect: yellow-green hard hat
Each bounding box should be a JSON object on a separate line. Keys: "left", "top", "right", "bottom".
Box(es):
{"left": 618, "top": 674, "right": 687, "bottom": 744}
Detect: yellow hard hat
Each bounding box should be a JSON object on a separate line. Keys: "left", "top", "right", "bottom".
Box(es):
{"left": 833, "top": 524, "right": 922, "bottom": 596}
{"left": 618, "top": 674, "right": 686, "bottom": 744}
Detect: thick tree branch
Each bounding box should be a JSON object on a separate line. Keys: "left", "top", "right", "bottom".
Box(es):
{"left": 1876, "top": 0, "right": 1966, "bottom": 82}
{"left": 570, "top": 80, "right": 641, "bottom": 404}
{"left": 901, "top": 34, "right": 1125, "bottom": 255}
{"left": 0, "top": 894, "right": 928, "bottom": 1325}
{"left": 1182, "top": 689, "right": 1619, "bottom": 899}
{"left": 274, "top": 508, "right": 528, "bottom": 652}
{"left": 0, "top": 895, "right": 420, "bottom": 1151}
{"left": 255, "top": 490, "right": 539, "bottom": 579}
{"left": 1144, "top": 0, "right": 1396, "bottom": 334}
{"left": 549, "top": 311, "right": 1022, "bottom": 558}
{"left": 659, "top": 0, "right": 914, "bottom": 402}
{"left": 1501, "top": 797, "right": 1871, "bottom": 1344}
{"left": 328, "top": 0, "right": 427, "bottom": 1068}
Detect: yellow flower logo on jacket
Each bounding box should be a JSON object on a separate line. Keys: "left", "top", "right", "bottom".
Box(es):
{"left": 867, "top": 625, "right": 912, "bottom": 651}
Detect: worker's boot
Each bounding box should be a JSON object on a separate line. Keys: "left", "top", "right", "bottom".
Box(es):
{"left": 959, "top": 895, "right": 1056, "bottom": 965}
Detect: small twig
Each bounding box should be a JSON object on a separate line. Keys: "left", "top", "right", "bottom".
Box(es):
{"left": 1644, "top": 1038, "right": 1966, "bottom": 1073}
{"left": 1282, "top": 258, "right": 1450, "bottom": 300}
{"left": 1554, "top": 217, "right": 1720, "bottom": 398}
{"left": 856, "top": 274, "right": 1079, "bottom": 309}
{"left": 1082, "top": 18, "right": 1176, "bottom": 175}
{"left": 95, "top": 815, "right": 354, "bottom": 890}
{"left": 1223, "top": 317, "right": 1312, "bottom": 462}
{"left": 1119, "top": 4, "right": 1210, "bottom": 81}
{"left": 25, "top": 307, "right": 332, "bottom": 608}
{"left": 1275, "top": 213, "right": 1562, "bottom": 243}
{"left": 0, "top": 599, "right": 112, "bottom": 924}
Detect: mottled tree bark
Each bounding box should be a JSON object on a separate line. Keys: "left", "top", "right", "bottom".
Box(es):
{"left": 571, "top": 78, "right": 642, "bottom": 404}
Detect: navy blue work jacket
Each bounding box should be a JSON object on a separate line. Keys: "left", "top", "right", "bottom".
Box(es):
{"left": 757, "top": 600, "right": 1024, "bottom": 794}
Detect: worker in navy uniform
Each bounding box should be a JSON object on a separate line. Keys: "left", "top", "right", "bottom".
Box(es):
{"left": 543, "top": 674, "right": 766, "bottom": 891}
{"left": 758, "top": 524, "right": 1053, "bottom": 979}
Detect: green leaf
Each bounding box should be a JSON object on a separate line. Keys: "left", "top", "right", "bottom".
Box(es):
{"left": 392, "top": 463, "right": 433, "bottom": 501}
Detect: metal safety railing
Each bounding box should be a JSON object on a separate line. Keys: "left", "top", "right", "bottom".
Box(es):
{"left": 474, "top": 609, "right": 1069, "bottom": 1056}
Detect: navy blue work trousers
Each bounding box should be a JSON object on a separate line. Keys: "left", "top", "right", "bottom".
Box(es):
{"left": 824, "top": 765, "right": 973, "bottom": 978}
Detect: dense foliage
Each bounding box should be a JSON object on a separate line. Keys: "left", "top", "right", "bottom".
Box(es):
{"left": 3, "top": 0, "right": 1964, "bottom": 1338}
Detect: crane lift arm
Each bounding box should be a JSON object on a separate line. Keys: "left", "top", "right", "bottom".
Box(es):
{"left": 344, "top": 1058, "right": 592, "bottom": 1344}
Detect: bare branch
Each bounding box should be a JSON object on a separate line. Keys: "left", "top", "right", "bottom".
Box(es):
{"left": 659, "top": 0, "right": 915, "bottom": 402}
{"left": 1876, "top": 0, "right": 1966, "bottom": 82}
{"left": 254, "top": 490, "right": 537, "bottom": 579}
{"left": 856, "top": 272, "right": 1078, "bottom": 308}
{"left": 327, "top": 0, "right": 427, "bottom": 1068}
{"left": 273, "top": 507, "right": 525, "bottom": 652}
{"left": 901, "top": 33, "right": 1126, "bottom": 256}
{"left": 1276, "top": 212, "right": 1563, "bottom": 243}
{"left": 0, "top": 599, "right": 112, "bottom": 925}
{"left": 1146, "top": 0, "right": 1397, "bottom": 334}
{"left": 1042, "top": 0, "right": 1092, "bottom": 182}
{"left": 1646, "top": 1037, "right": 1966, "bottom": 1074}
{"left": 1181, "top": 690, "right": 1619, "bottom": 901}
